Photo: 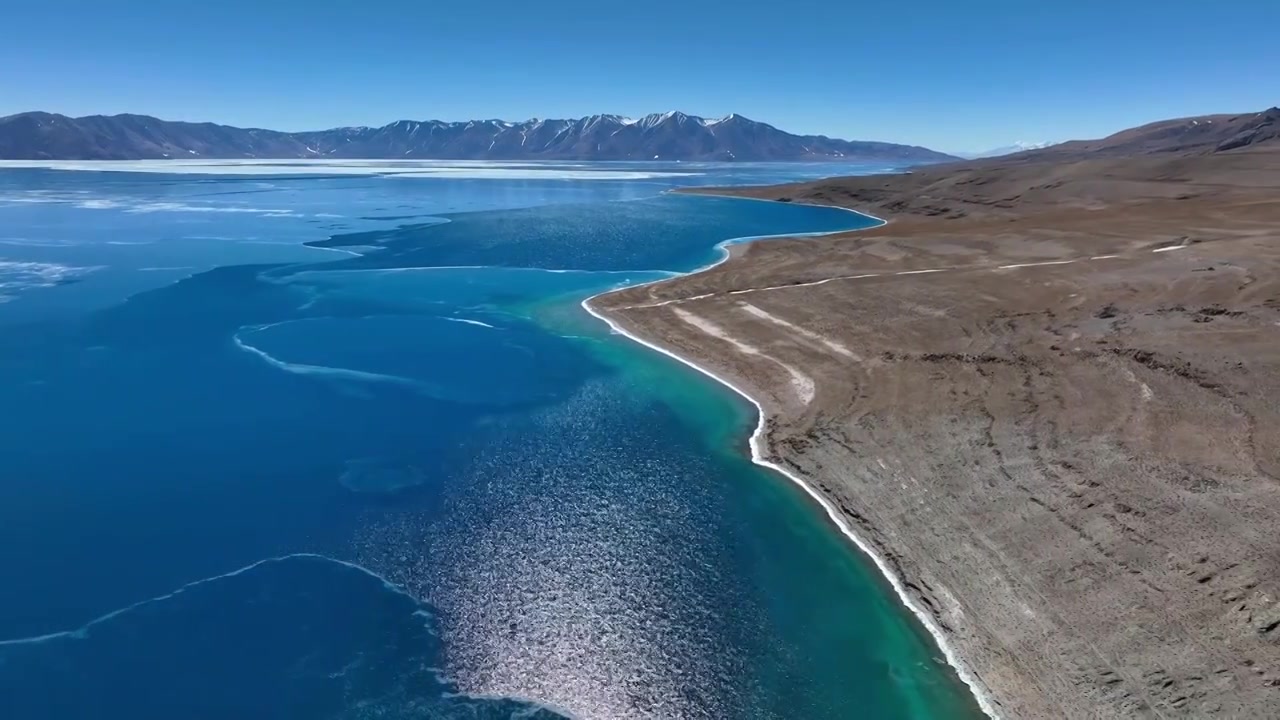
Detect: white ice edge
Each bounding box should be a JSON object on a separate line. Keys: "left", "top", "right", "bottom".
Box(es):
{"left": 580, "top": 193, "right": 1002, "bottom": 719}
{"left": 0, "top": 551, "right": 582, "bottom": 719}
{"left": 0, "top": 159, "right": 698, "bottom": 181}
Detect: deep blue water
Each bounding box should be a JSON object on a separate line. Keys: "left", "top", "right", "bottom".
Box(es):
{"left": 0, "top": 161, "right": 981, "bottom": 719}
{"left": 0, "top": 555, "right": 565, "bottom": 719}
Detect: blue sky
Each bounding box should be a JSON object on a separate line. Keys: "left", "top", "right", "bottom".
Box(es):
{"left": 2, "top": 0, "right": 1277, "bottom": 152}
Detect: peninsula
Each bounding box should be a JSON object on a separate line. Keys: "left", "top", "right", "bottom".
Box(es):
{"left": 588, "top": 107, "right": 1280, "bottom": 718}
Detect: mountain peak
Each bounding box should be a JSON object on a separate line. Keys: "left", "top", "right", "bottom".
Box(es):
{"left": 707, "top": 113, "right": 752, "bottom": 126}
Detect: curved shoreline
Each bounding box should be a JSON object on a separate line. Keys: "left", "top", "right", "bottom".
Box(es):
{"left": 581, "top": 194, "right": 1001, "bottom": 719}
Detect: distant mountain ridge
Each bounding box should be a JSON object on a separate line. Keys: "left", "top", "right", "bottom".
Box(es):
{"left": 1011, "top": 107, "right": 1280, "bottom": 161}
{"left": 957, "top": 141, "right": 1059, "bottom": 159}
{"left": 0, "top": 110, "right": 959, "bottom": 163}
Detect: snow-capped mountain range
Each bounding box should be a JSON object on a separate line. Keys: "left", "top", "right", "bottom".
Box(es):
{"left": 0, "top": 110, "right": 959, "bottom": 163}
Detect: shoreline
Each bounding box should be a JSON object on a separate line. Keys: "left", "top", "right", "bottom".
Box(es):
{"left": 587, "top": 149, "right": 1280, "bottom": 717}
{"left": 580, "top": 194, "right": 1001, "bottom": 719}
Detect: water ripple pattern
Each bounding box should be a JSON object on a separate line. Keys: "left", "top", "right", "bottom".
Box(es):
{"left": 358, "top": 380, "right": 760, "bottom": 719}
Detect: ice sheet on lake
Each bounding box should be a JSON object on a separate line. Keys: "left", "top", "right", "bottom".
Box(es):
{"left": 0, "top": 159, "right": 701, "bottom": 180}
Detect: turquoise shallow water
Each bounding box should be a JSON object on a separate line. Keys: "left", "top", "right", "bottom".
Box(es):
{"left": 0, "top": 163, "right": 983, "bottom": 719}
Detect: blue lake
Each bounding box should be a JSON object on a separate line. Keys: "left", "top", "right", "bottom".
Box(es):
{"left": 0, "top": 161, "right": 982, "bottom": 719}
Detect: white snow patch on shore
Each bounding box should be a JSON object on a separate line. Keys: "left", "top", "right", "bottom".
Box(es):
{"left": 739, "top": 303, "right": 861, "bottom": 361}
{"left": 672, "top": 307, "right": 815, "bottom": 405}
{"left": 998, "top": 259, "right": 1077, "bottom": 270}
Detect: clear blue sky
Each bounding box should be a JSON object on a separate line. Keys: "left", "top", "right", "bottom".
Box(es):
{"left": 2, "top": 0, "right": 1276, "bottom": 152}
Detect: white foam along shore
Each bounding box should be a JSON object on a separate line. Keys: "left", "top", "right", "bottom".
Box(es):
{"left": 580, "top": 193, "right": 1002, "bottom": 719}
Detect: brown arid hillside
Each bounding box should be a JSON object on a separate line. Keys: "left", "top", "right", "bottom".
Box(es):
{"left": 708, "top": 106, "right": 1280, "bottom": 225}
{"left": 1028, "top": 106, "right": 1280, "bottom": 158}
{"left": 590, "top": 107, "right": 1280, "bottom": 718}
